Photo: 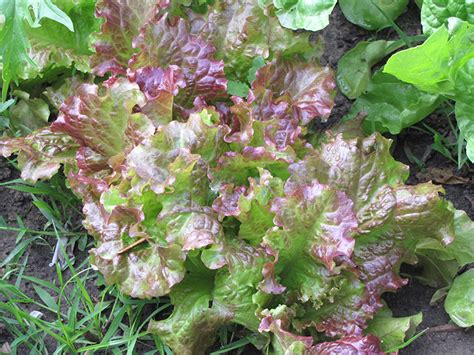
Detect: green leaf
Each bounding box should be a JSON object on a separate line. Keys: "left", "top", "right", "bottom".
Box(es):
{"left": 385, "top": 21, "right": 474, "bottom": 95}
{"left": 227, "top": 80, "right": 250, "bottom": 97}
{"left": 384, "top": 21, "right": 474, "bottom": 161}
{"left": 247, "top": 56, "right": 266, "bottom": 83}
{"left": 51, "top": 78, "right": 153, "bottom": 159}
{"left": 43, "top": 76, "right": 90, "bottom": 110}
{"left": 272, "top": 0, "right": 337, "bottom": 31}
{"left": 0, "top": 127, "right": 77, "bottom": 182}
{"left": 421, "top": 0, "right": 474, "bottom": 35}
{"left": 384, "top": 26, "right": 453, "bottom": 95}
{"left": 346, "top": 71, "right": 443, "bottom": 134}
{"left": 0, "top": 0, "right": 79, "bottom": 92}
{"left": 226, "top": 57, "right": 266, "bottom": 97}
{"left": 413, "top": 204, "right": 474, "bottom": 287}
{"left": 0, "top": 99, "right": 15, "bottom": 113}
{"left": 336, "top": 40, "right": 402, "bottom": 99}
{"left": 202, "top": 0, "right": 318, "bottom": 80}
{"left": 446, "top": 209, "right": 474, "bottom": 267}
{"left": 339, "top": 0, "right": 409, "bottom": 31}
{"left": 148, "top": 269, "right": 233, "bottom": 355}
{"left": 445, "top": 269, "right": 474, "bottom": 327}
{"left": 9, "top": 90, "right": 50, "bottom": 135}
{"left": 32, "top": 285, "right": 58, "bottom": 311}
{"left": 27, "top": 0, "right": 73, "bottom": 31}
{"left": 365, "top": 306, "right": 422, "bottom": 352}
{"left": 454, "top": 58, "right": 474, "bottom": 162}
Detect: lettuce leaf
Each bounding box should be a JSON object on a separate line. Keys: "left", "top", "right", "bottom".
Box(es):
{"left": 365, "top": 305, "right": 422, "bottom": 352}
{"left": 339, "top": 0, "right": 409, "bottom": 31}
{"left": 0, "top": 0, "right": 98, "bottom": 88}
{"left": 346, "top": 72, "right": 443, "bottom": 134}
{"left": 336, "top": 40, "right": 402, "bottom": 99}
{"left": 92, "top": 0, "right": 161, "bottom": 75}
{"left": 421, "top": 0, "right": 474, "bottom": 35}
{"left": 271, "top": 0, "right": 337, "bottom": 31}
{"left": 445, "top": 269, "right": 474, "bottom": 328}
{"left": 384, "top": 21, "right": 474, "bottom": 161}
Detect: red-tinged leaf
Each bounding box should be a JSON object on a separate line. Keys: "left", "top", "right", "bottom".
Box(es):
{"left": 250, "top": 59, "right": 336, "bottom": 125}
{"left": 309, "top": 276, "right": 380, "bottom": 337}
{"left": 131, "top": 65, "right": 185, "bottom": 100}
{"left": 270, "top": 181, "right": 358, "bottom": 270}
{"left": 312, "top": 335, "right": 383, "bottom": 354}
{"left": 52, "top": 78, "right": 154, "bottom": 160}
{"left": 212, "top": 185, "right": 248, "bottom": 217}
{"left": 259, "top": 245, "right": 286, "bottom": 295}
{"left": 355, "top": 238, "right": 408, "bottom": 302}
{"left": 259, "top": 306, "right": 314, "bottom": 353}
{"left": 92, "top": 0, "right": 161, "bottom": 75}
{"left": 213, "top": 169, "right": 283, "bottom": 244}
{"left": 90, "top": 240, "right": 187, "bottom": 298}
{"left": 0, "top": 128, "right": 77, "bottom": 182}
{"left": 288, "top": 133, "right": 409, "bottom": 234}
{"left": 190, "top": 0, "right": 319, "bottom": 79}
{"left": 129, "top": 65, "right": 186, "bottom": 126}
{"left": 129, "top": 14, "right": 227, "bottom": 110}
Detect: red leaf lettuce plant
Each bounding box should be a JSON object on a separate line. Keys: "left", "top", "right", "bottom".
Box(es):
{"left": 1, "top": 1, "right": 473, "bottom": 354}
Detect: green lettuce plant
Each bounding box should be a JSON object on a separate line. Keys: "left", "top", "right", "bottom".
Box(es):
{"left": 384, "top": 20, "right": 474, "bottom": 162}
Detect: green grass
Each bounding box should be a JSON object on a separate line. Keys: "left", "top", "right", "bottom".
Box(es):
{"left": 402, "top": 103, "right": 471, "bottom": 171}
{"left": 0, "top": 168, "right": 254, "bottom": 354}
{"left": 1, "top": 165, "right": 430, "bottom": 354}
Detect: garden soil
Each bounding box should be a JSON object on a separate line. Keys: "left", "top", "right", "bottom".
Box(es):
{"left": 1, "top": 1, "right": 473, "bottom": 353}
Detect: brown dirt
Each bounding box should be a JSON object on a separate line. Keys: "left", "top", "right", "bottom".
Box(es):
{"left": 320, "top": 2, "right": 474, "bottom": 354}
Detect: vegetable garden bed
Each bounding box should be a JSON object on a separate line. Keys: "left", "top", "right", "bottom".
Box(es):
{"left": 1, "top": 1, "right": 473, "bottom": 354}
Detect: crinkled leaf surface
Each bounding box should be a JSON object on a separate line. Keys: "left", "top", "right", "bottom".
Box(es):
{"left": 421, "top": 0, "right": 474, "bottom": 35}
{"left": 92, "top": 0, "right": 160, "bottom": 75}
{"left": 339, "top": 0, "right": 409, "bottom": 31}
{"left": 43, "top": 76, "right": 90, "bottom": 110}
{"left": 272, "top": 0, "right": 337, "bottom": 31}
{"left": 312, "top": 335, "right": 383, "bottom": 354}
{"left": 193, "top": 0, "right": 319, "bottom": 80}
{"left": 250, "top": 59, "right": 336, "bottom": 124}
{"left": 129, "top": 14, "right": 227, "bottom": 110}
{"left": 269, "top": 181, "right": 357, "bottom": 270}
{"left": 51, "top": 78, "right": 151, "bottom": 159}
{"left": 0, "top": 128, "right": 77, "bottom": 182}
{"left": 148, "top": 268, "right": 233, "bottom": 355}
